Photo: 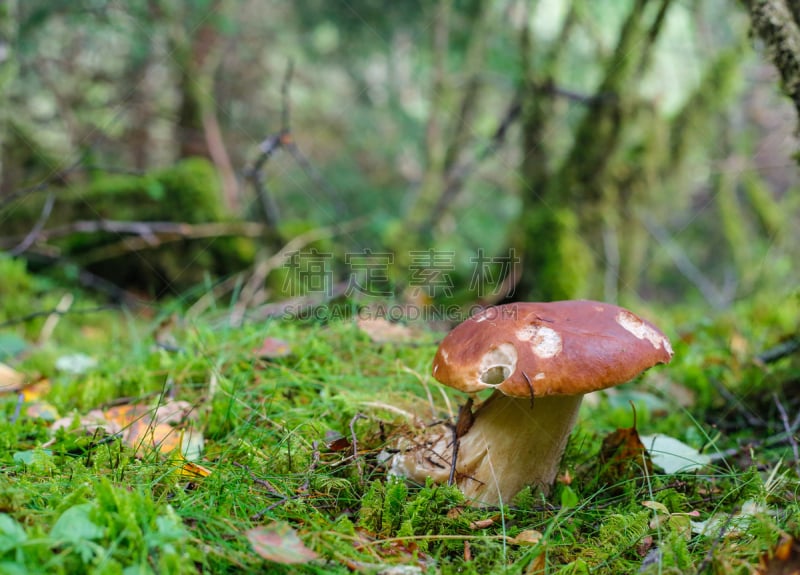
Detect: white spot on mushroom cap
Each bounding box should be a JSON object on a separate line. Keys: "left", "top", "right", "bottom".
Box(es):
{"left": 478, "top": 343, "right": 518, "bottom": 386}
{"left": 516, "top": 325, "right": 562, "bottom": 358}
{"left": 615, "top": 310, "right": 672, "bottom": 353}
{"left": 533, "top": 372, "right": 545, "bottom": 380}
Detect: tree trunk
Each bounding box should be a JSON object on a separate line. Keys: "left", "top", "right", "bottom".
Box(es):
{"left": 743, "top": 0, "right": 800, "bottom": 129}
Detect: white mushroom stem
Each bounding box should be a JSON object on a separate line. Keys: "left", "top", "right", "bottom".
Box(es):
{"left": 454, "top": 391, "right": 582, "bottom": 506}
{"left": 390, "top": 391, "right": 583, "bottom": 507}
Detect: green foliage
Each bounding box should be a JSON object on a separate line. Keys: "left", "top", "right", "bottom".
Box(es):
{"left": 0, "top": 255, "right": 32, "bottom": 321}
{"left": 519, "top": 208, "right": 592, "bottom": 300}
{"left": 0, "top": 479, "right": 195, "bottom": 574}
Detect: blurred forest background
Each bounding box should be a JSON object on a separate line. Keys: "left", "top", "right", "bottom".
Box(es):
{"left": 1, "top": 0, "right": 799, "bottom": 315}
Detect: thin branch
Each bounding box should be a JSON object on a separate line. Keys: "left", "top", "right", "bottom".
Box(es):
{"left": 773, "top": 392, "right": 800, "bottom": 474}
{"left": 41, "top": 222, "right": 268, "bottom": 266}
{"left": 638, "top": 212, "right": 731, "bottom": 309}
{"left": 1, "top": 219, "right": 267, "bottom": 248}
{"left": 245, "top": 61, "right": 295, "bottom": 232}
{"left": 0, "top": 159, "right": 82, "bottom": 212}
{"left": 0, "top": 304, "right": 117, "bottom": 329}
{"left": 10, "top": 193, "right": 55, "bottom": 255}
{"left": 757, "top": 337, "right": 800, "bottom": 364}
{"left": 282, "top": 59, "right": 294, "bottom": 132}
{"left": 227, "top": 217, "right": 366, "bottom": 326}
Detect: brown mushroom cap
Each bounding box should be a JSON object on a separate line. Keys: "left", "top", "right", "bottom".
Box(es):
{"left": 432, "top": 300, "right": 673, "bottom": 398}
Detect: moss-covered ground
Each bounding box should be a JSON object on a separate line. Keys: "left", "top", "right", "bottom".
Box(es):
{"left": 1, "top": 257, "right": 799, "bottom": 574}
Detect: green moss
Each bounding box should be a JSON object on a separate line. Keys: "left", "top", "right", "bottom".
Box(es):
{"left": 518, "top": 208, "right": 592, "bottom": 300}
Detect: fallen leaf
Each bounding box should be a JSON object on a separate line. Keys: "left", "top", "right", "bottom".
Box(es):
{"left": 524, "top": 551, "right": 546, "bottom": 575}
{"left": 51, "top": 409, "right": 120, "bottom": 435}
{"left": 181, "top": 426, "right": 204, "bottom": 461}
{"left": 0, "top": 362, "right": 24, "bottom": 391}
{"left": 599, "top": 424, "right": 652, "bottom": 483}
{"left": 641, "top": 500, "right": 670, "bottom": 515}
{"left": 20, "top": 378, "right": 51, "bottom": 402}
{"left": 758, "top": 534, "right": 800, "bottom": 575}
{"left": 24, "top": 401, "right": 60, "bottom": 421}
{"left": 247, "top": 521, "right": 318, "bottom": 564}
{"left": 254, "top": 337, "right": 292, "bottom": 359}
{"left": 636, "top": 535, "right": 654, "bottom": 558}
{"left": 691, "top": 499, "right": 766, "bottom": 537}
{"left": 640, "top": 434, "right": 710, "bottom": 474}
{"left": 509, "top": 530, "right": 543, "bottom": 546}
{"left": 357, "top": 318, "right": 415, "bottom": 344}
{"left": 178, "top": 460, "right": 212, "bottom": 479}
{"left": 324, "top": 430, "right": 351, "bottom": 452}
{"left": 469, "top": 517, "right": 497, "bottom": 530}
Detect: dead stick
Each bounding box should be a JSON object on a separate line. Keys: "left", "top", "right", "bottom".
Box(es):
{"left": 773, "top": 393, "right": 800, "bottom": 474}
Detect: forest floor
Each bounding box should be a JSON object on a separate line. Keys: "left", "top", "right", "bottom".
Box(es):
{"left": 1, "top": 261, "right": 799, "bottom": 574}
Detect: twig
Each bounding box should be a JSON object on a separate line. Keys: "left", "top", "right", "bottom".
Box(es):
{"left": 245, "top": 61, "right": 295, "bottom": 232}
{"left": 0, "top": 159, "right": 82, "bottom": 212}
{"left": 757, "top": 337, "right": 800, "bottom": 364}
{"left": 773, "top": 393, "right": 800, "bottom": 475}
{"left": 448, "top": 433, "right": 460, "bottom": 486}
{"left": 10, "top": 193, "right": 55, "bottom": 256}
{"left": 350, "top": 413, "right": 366, "bottom": 482}
{"left": 708, "top": 413, "right": 800, "bottom": 462}
{"left": 227, "top": 217, "right": 365, "bottom": 326}
{"left": 694, "top": 507, "right": 737, "bottom": 574}
{"left": 283, "top": 143, "right": 349, "bottom": 217}
{"left": 37, "top": 293, "right": 74, "bottom": 344}
{"left": 4, "top": 219, "right": 268, "bottom": 245}
{"left": 10, "top": 394, "right": 24, "bottom": 425}
{"left": 300, "top": 440, "right": 321, "bottom": 493}
{"left": 0, "top": 304, "right": 116, "bottom": 329}
{"left": 638, "top": 211, "right": 731, "bottom": 309}
{"left": 281, "top": 60, "right": 294, "bottom": 132}
{"left": 232, "top": 461, "right": 283, "bottom": 497}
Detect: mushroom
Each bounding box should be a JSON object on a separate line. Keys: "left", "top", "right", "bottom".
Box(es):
{"left": 391, "top": 300, "right": 673, "bottom": 507}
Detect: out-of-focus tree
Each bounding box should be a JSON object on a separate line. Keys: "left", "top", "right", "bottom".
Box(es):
{"left": 743, "top": 0, "right": 800, "bottom": 130}
{"left": 0, "top": 0, "right": 16, "bottom": 189}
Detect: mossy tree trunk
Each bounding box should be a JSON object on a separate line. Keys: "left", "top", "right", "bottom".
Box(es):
{"left": 160, "top": 0, "right": 239, "bottom": 212}
{"left": 0, "top": 0, "right": 16, "bottom": 193}
{"left": 743, "top": 0, "right": 800, "bottom": 130}
{"left": 516, "top": 0, "right": 673, "bottom": 301}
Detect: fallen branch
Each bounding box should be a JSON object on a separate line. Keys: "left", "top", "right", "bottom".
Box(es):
{"left": 0, "top": 219, "right": 268, "bottom": 249}
{"left": 0, "top": 303, "right": 117, "bottom": 329}
{"left": 756, "top": 337, "right": 800, "bottom": 364}
{"left": 9, "top": 193, "right": 55, "bottom": 256}
{"left": 0, "top": 159, "right": 82, "bottom": 212}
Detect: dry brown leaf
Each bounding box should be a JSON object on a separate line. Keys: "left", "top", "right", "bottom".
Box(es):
{"left": 24, "top": 401, "right": 59, "bottom": 421}
{"left": 524, "top": 551, "right": 546, "bottom": 575}
{"left": 20, "top": 379, "right": 51, "bottom": 402}
{"left": 758, "top": 535, "right": 800, "bottom": 575}
{"left": 357, "top": 317, "right": 415, "bottom": 344}
{"left": 469, "top": 518, "right": 496, "bottom": 530}
{"left": 509, "top": 530, "right": 543, "bottom": 546}
{"left": 0, "top": 362, "right": 25, "bottom": 392}
{"left": 52, "top": 409, "right": 120, "bottom": 435}
{"left": 247, "top": 522, "right": 318, "bottom": 565}
{"left": 178, "top": 460, "right": 212, "bottom": 479}
{"left": 598, "top": 424, "right": 652, "bottom": 484}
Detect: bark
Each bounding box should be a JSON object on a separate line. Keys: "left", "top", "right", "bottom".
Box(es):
{"left": 744, "top": 0, "right": 800, "bottom": 129}
{"left": 0, "top": 0, "right": 16, "bottom": 194}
